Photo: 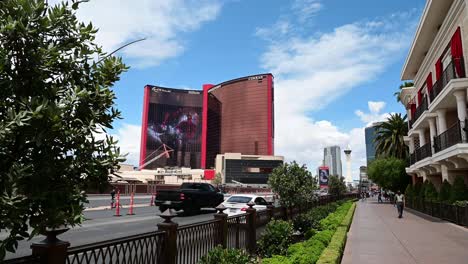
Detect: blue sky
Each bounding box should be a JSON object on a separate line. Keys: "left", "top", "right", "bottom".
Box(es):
{"left": 69, "top": 0, "right": 425, "bottom": 179}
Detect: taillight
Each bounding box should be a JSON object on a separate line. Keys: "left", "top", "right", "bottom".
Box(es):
{"left": 180, "top": 193, "right": 185, "bottom": 200}
{"left": 241, "top": 207, "right": 247, "bottom": 211}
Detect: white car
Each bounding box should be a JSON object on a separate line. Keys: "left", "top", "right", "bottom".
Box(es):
{"left": 221, "top": 194, "right": 269, "bottom": 216}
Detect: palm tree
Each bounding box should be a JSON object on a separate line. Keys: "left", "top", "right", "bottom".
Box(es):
{"left": 374, "top": 113, "right": 409, "bottom": 160}
{"left": 394, "top": 82, "right": 414, "bottom": 103}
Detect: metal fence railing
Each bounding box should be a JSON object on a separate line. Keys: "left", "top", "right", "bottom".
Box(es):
{"left": 5, "top": 193, "right": 359, "bottom": 264}
{"left": 66, "top": 231, "right": 166, "bottom": 264}
{"left": 226, "top": 214, "right": 248, "bottom": 250}
{"left": 406, "top": 197, "right": 468, "bottom": 227}
{"left": 176, "top": 219, "right": 221, "bottom": 264}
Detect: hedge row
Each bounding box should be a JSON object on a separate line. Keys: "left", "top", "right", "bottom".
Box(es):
{"left": 316, "top": 203, "right": 356, "bottom": 264}
{"left": 262, "top": 201, "right": 354, "bottom": 264}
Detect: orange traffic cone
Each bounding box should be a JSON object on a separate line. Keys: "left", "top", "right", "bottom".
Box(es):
{"left": 127, "top": 192, "right": 135, "bottom": 215}
{"left": 150, "top": 193, "right": 155, "bottom": 206}
{"left": 114, "top": 190, "right": 121, "bottom": 217}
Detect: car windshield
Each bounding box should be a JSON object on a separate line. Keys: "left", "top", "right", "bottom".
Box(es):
{"left": 226, "top": 196, "right": 252, "bottom": 203}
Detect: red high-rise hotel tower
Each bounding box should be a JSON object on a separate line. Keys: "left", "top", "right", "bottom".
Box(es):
{"left": 140, "top": 73, "right": 274, "bottom": 169}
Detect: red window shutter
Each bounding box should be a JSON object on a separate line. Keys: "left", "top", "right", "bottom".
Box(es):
{"left": 426, "top": 73, "right": 433, "bottom": 93}
{"left": 417, "top": 89, "right": 422, "bottom": 105}
{"left": 435, "top": 58, "right": 443, "bottom": 80}
{"left": 450, "top": 27, "right": 465, "bottom": 77}
{"left": 411, "top": 103, "right": 416, "bottom": 119}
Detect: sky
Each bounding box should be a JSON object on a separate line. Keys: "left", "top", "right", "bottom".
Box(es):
{"left": 56, "top": 0, "right": 426, "bottom": 180}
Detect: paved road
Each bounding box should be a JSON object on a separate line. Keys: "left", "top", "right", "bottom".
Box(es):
{"left": 85, "top": 195, "right": 153, "bottom": 209}
{"left": 342, "top": 198, "right": 468, "bottom": 264}
{"left": 4, "top": 206, "right": 217, "bottom": 260}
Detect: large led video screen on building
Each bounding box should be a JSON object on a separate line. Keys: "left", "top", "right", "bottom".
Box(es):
{"left": 141, "top": 86, "right": 203, "bottom": 169}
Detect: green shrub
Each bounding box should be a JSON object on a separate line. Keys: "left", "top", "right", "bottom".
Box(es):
{"left": 316, "top": 227, "right": 347, "bottom": 264}
{"left": 413, "top": 182, "right": 423, "bottom": 198}
{"left": 308, "top": 229, "right": 333, "bottom": 246}
{"left": 317, "top": 203, "right": 356, "bottom": 264}
{"left": 450, "top": 176, "right": 468, "bottom": 202}
{"left": 340, "top": 203, "right": 356, "bottom": 230}
{"left": 424, "top": 180, "right": 438, "bottom": 201}
{"left": 287, "top": 239, "right": 326, "bottom": 264}
{"left": 453, "top": 200, "right": 468, "bottom": 207}
{"left": 198, "top": 245, "right": 253, "bottom": 264}
{"left": 261, "top": 201, "right": 355, "bottom": 264}
{"left": 405, "top": 184, "right": 413, "bottom": 198}
{"left": 293, "top": 204, "right": 335, "bottom": 233}
{"left": 257, "top": 220, "right": 294, "bottom": 258}
{"left": 304, "top": 228, "right": 318, "bottom": 239}
{"left": 439, "top": 180, "right": 451, "bottom": 202}
{"left": 319, "top": 203, "right": 351, "bottom": 231}
{"left": 262, "top": 255, "right": 292, "bottom": 264}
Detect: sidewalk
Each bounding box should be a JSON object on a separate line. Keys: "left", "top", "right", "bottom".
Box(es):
{"left": 342, "top": 198, "right": 468, "bottom": 264}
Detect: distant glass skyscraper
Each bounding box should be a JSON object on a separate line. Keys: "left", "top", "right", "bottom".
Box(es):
{"left": 365, "top": 122, "right": 381, "bottom": 166}
{"left": 323, "top": 146, "right": 342, "bottom": 176}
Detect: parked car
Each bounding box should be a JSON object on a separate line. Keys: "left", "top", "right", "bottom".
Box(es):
{"left": 221, "top": 194, "right": 270, "bottom": 216}
{"left": 155, "top": 183, "right": 224, "bottom": 215}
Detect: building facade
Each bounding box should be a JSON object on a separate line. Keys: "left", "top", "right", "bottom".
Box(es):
{"left": 202, "top": 74, "right": 275, "bottom": 169}
{"left": 323, "top": 146, "right": 343, "bottom": 176}
{"left": 140, "top": 74, "right": 275, "bottom": 170}
{"left": 215, "top": 153, "right": 283, "bottom": 185}
{"left": 399, "top": 0, "right": 468, "bottom": 188}
{"left": 365, "top": 122, "right": 381, "bottom": 166}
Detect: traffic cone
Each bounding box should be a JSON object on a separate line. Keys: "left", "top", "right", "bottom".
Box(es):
{"left": 114, "top": 190, "right": 121, "bottom": 217}
{"left": 127, "top": 192, "right": 135, "bottom": 215}
{"left": 150, "top": 193, "right": 155, "bottom": 206}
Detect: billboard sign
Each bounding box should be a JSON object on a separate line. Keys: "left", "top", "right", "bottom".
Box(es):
{"left": 318, "top": 166, "right": 329, "bottom": 187}
{"left": 144, "top": 87, "right": 203, "bottom": 169}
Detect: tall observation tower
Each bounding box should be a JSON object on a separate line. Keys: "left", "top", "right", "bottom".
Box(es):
{"left": 344, "top": 146, "right": 353, "bottom": 185}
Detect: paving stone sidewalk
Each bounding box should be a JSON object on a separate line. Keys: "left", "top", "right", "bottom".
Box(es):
{"left": 342, "top": 198, "right": 468, "bottom": 264}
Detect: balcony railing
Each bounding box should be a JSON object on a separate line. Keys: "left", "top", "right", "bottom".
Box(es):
{"left": 412, "top": 96, "right": 428, "bottom": 124}
{"left": 414, "top": 142, "right": 432, "bottom": 162}
{"left": 430, "top": 58, "right": 466, "bottom": 103}
{"left": 410, "top": 152, "right": 416, "bottom": 165}
{"left": 408, "top": 119, "right": 414, "bottom": 130}
{"left": 434, "top": 120, "right": 465, "bottom": 153}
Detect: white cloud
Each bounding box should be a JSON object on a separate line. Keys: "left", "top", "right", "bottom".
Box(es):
{"left": 368, "top": 101, "right": 386, "bottom": 114}
{"left": 355, "top": 101, "right": 391, "bottom": 126}
{"left": 50, "top": 0, "right": 221, "bottom": 68}
{"left": 292, "top": 0, "right": 323, "bottom": 22}
{"left": 261, "top": 9, "right": 417, "bottom": 179}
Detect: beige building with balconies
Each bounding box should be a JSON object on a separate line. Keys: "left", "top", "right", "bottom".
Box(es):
{"left": 400, "top": 0, "right": 468, "bottom": 188}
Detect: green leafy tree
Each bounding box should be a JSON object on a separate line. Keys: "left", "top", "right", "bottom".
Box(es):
{"left": 450, "top": 176, "right": 468, "bottom": 203}
{"left": 212, "top": 172, "right": 222, "bottom": 185}
{"left": 374, "top": 113, "right": 409, "bottom": 160}
{"left": 268, "top": 161, "right": 317, "bottom": 208}
{"left": 0, "top": 0, "right": 127, "bottom": 258}
{"left": 438, "top": 180, "right": 451, "bottom": 202}
{"left": 423, "top": 180, "right": 438, "bottom": 201}
{"left": 367, "top": 157, "right": 410, "bottom": 192}
{"left": 328, "top": 175, "right": 346, "bottom": 197}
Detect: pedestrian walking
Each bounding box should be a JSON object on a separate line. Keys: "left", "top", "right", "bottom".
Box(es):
{"left": 378, "top": 192, "right": 383, "bottom": 203}
{"left": 395, "top": 190, "right": 405, "bottom": 218}
{"left": 110, "top": 188, "right": 116, "bottom": 208}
